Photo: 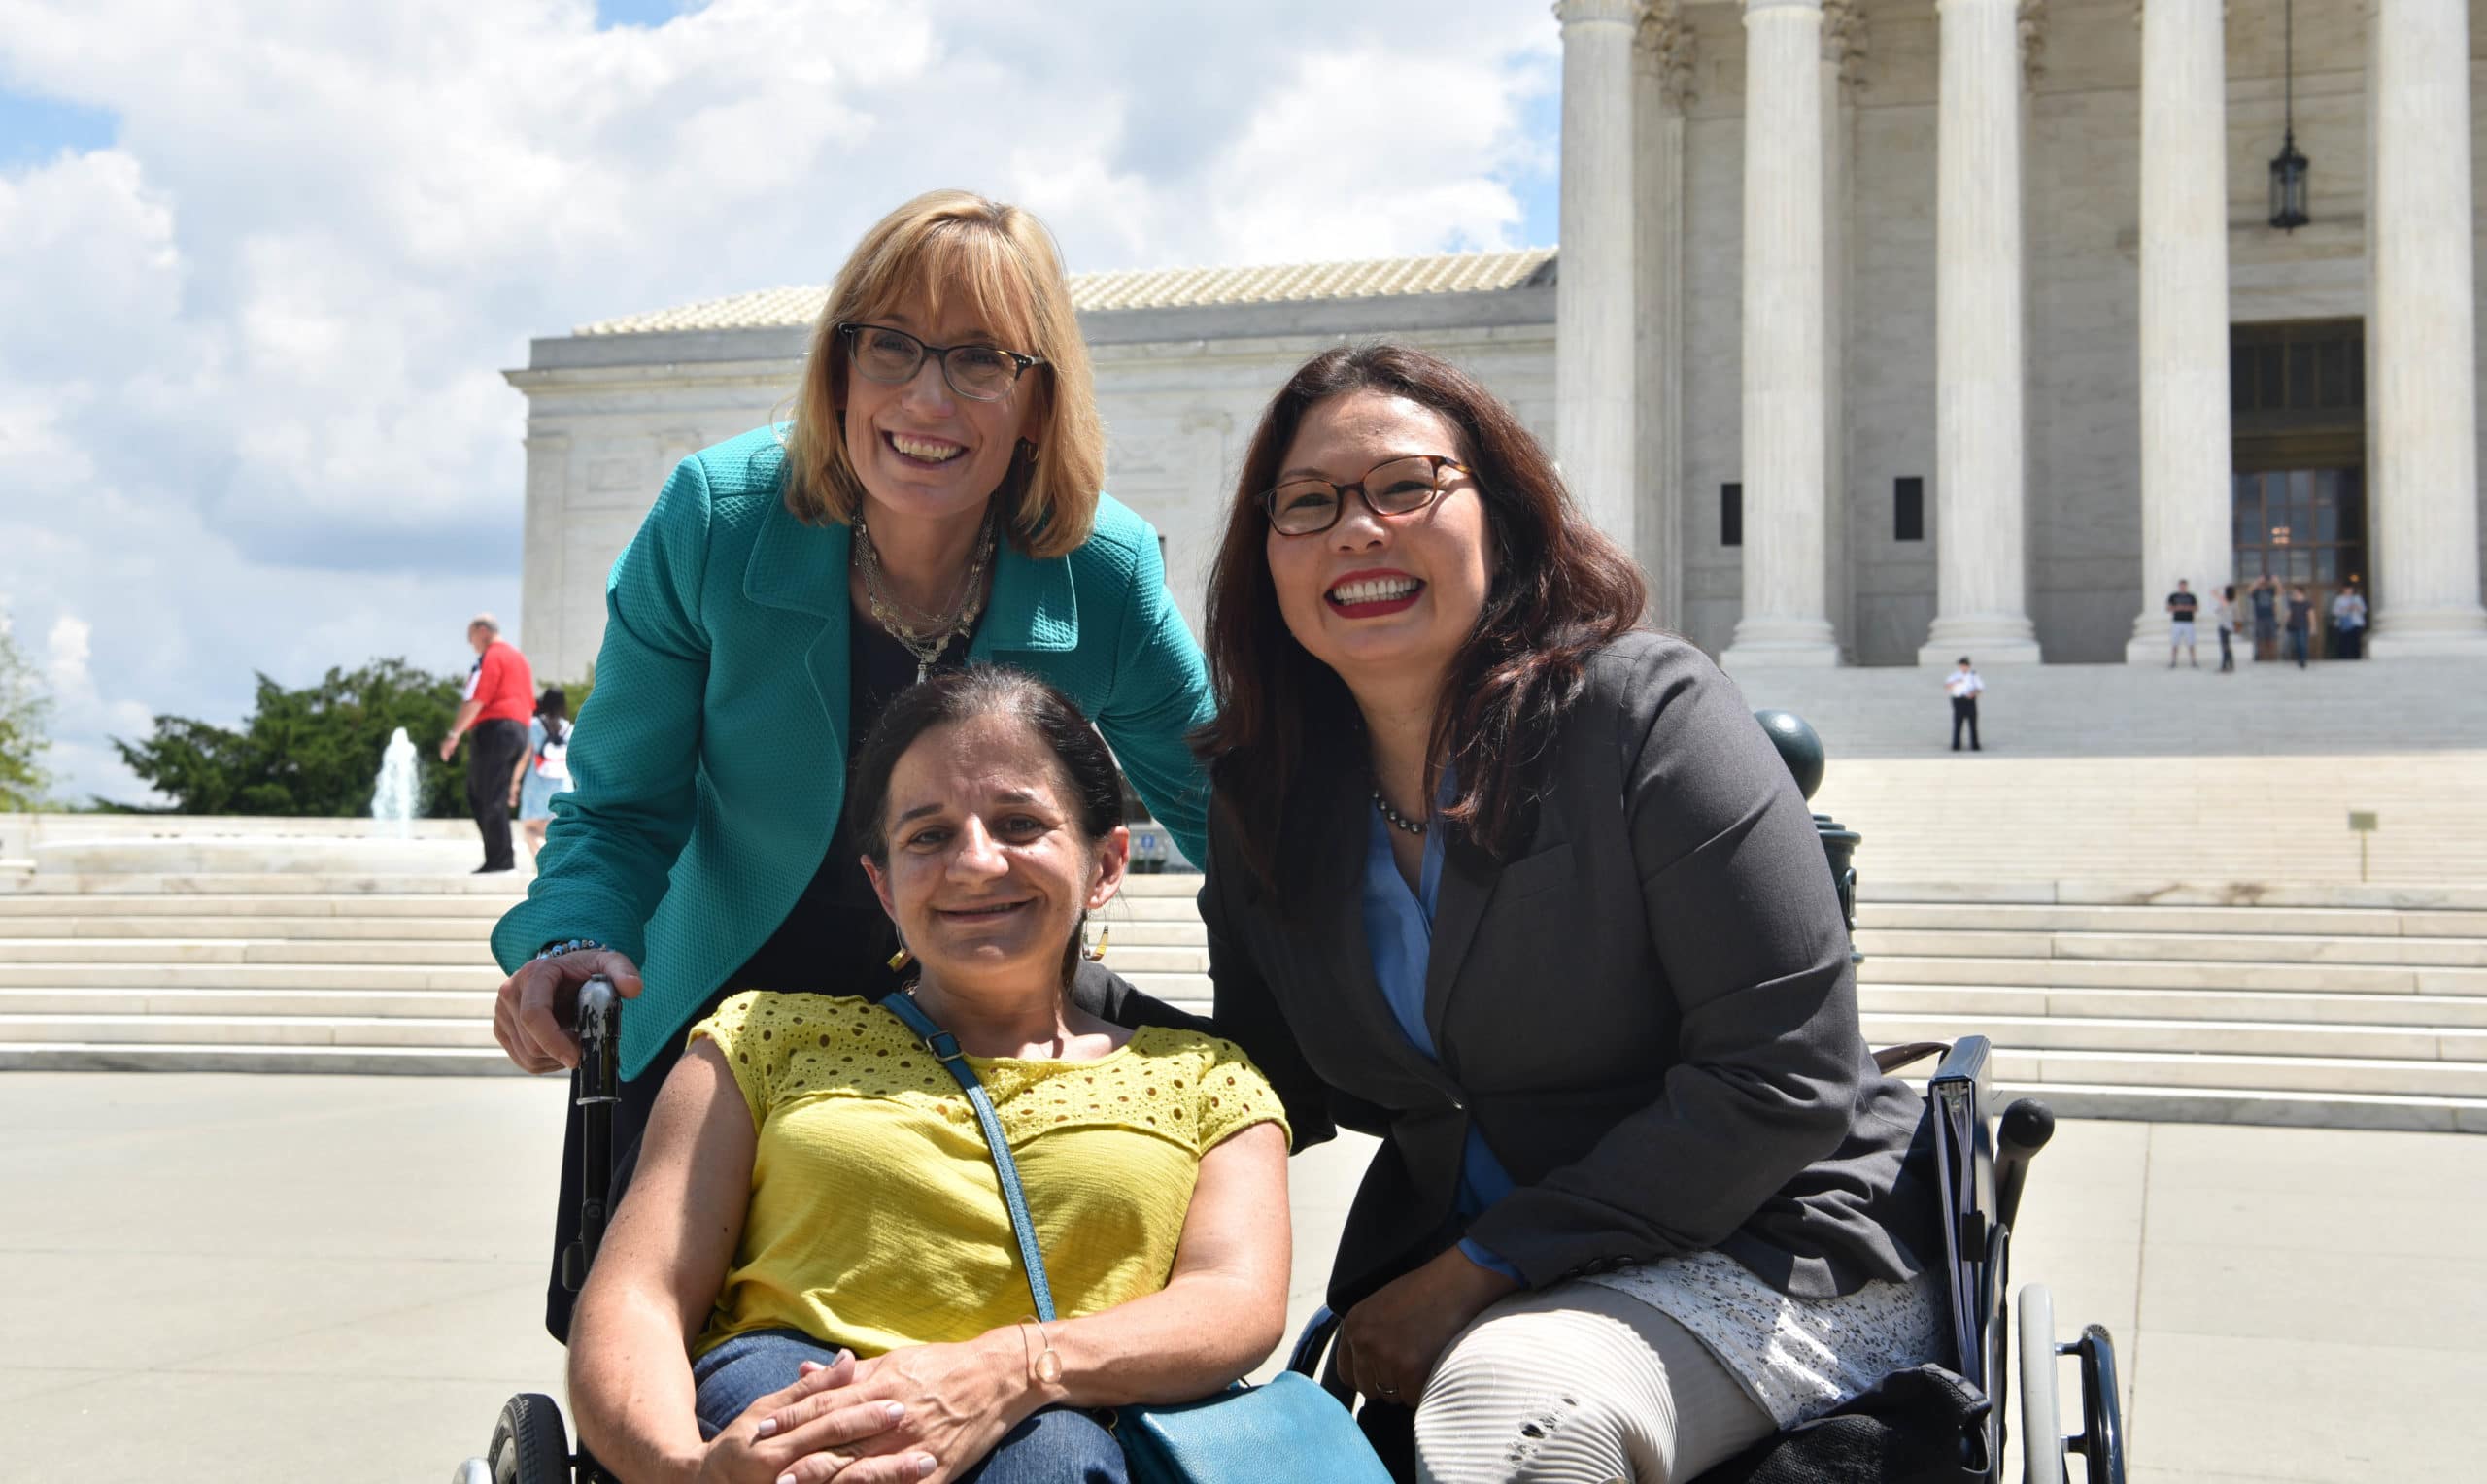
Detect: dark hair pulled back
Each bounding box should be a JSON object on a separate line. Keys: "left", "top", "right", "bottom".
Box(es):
{"left": 849, "top": 666, "right": 1125, "bottom": 983}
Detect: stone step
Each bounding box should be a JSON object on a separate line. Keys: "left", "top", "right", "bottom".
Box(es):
{"left": 0, "top": 938, "right": 496, "bottom": 966}
{"left": 1857, "top": 954, "right": 2487, "bottom": 996}
{"left": 7, "top": 873, "right": 533, "bottom": 897}
{"left": 1985, "top": 1081, "right": 2487, "bottom": 1134}
{"left": 1859, "top": 981, "right": 2487, "bottom": 1029}
{"left": 0, "top": 987, "right": 494, "bottom": 1019}
{"left": 0, "top": 961, "right": 495, "bottom": 992}
{"left": 1855, "top": 900, "right": 2487, "bottom": 938}
{"left": 1860, "top": 1010, "right": 2487, "bottom": 1064}
{"left": 1096, "top": 896, "right": 1204, "bottom": 923}
{"left": 0, "top": 1042, "right": 526, "bottom": 1075}
{"left": 0, "top": 914, "right": 500, "bottom": 940}
{"left": 0, "top": 1013, "right": 497, "bottom": 1048}
{"left": 1978, "top": 1045, "right": 2487, "bottom": 1099}
{"left": 1854, "top": 928, "right": 2487, "bottom": 968}
{"left": 1860, "top": 880, "right": 2487, "bottom": 911}
{"left": 0, "top": 893, "right": 513, "bottom": 919}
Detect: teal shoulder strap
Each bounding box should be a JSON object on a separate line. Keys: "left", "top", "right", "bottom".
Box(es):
{"left": 878, "top": 992, "right": 1059, "bottom": 1324}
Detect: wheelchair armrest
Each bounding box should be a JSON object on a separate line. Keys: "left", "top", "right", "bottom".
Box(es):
{"left": 1286, "top": 1306, "right": 1353, "bottom": 1407}
{"left": 1874, "top": 1040, "right": 1951, "bottom": 1076}
{"left": 1929, "top": 1034, "right": 1993, "bottom": 1097}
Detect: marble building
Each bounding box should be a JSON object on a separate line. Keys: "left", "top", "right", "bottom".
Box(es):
{"left": 505, "top": 0, "right": 2487, "bottom": 682}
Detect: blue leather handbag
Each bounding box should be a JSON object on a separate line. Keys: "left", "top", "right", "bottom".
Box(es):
{"left": 880, "top": 993, "right": 1391, "bottom": 1484}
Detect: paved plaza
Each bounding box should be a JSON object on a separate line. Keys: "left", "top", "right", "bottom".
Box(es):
{"left": 0, "top": 1071, "right": 2478, "bottom": 1482}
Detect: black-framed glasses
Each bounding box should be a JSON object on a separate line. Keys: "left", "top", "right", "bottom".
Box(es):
{"left": 1258, "top": 454, "right": 1472, "bottom": 537}
{"left": 836, "top": 321, "right": 1042, "bottom": 402}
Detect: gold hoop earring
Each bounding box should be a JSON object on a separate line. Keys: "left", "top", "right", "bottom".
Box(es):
{"left": 1081, "top": 926, "right": 1109, "bottom": 962}
{"left": 886, "top": 944, "right": 912, "bottom": 972}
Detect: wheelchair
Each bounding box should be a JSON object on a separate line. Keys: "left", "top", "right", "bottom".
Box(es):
{"left": 1283, "top": 1033, "right": 2126, "bottom": 1484}
{"left": 460, "top": 711, "right": 2126, "bottom": 1483}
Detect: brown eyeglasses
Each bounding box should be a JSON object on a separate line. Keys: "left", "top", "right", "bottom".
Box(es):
{"left": 1258, "top": 454, "right": 1472, "bottom": 537}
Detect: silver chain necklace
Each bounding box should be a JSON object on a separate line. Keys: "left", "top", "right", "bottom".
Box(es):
{"left": 854, "top": 510, "right": 997, "bottom": 683}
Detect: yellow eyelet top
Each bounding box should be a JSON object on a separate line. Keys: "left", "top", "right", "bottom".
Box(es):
{"left": 689, "top": 991, "right": 1288, "bottom": 1360}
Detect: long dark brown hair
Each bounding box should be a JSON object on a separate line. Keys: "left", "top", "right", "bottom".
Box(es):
{"left": 1193, "top": 343, "right": 1647, "bottom": 887}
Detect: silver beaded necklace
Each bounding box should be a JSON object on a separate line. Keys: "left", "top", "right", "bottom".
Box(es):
{"left": 854, "top": 510, "right": 998, "bottom": 683}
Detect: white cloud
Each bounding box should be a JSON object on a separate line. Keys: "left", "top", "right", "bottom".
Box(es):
{"left": 0, "top": 0, "right": 1558, "bottom": 805}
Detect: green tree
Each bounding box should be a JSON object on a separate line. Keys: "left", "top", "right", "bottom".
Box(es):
{"left": 112, "top": 658, "right": 468, "bottom": 817}
{"left": 0, "top": 610, "right": 51, "bottom": 811}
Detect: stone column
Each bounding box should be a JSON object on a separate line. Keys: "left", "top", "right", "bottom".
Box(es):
{"left": 1922, "top": 0, "right": 2042, "bottom": 664}
{"left": 2367, "top": 0, "right": 2487, "bottom": 656}
{"left": 1635, "top": 3, "right": 1692, "bottom": 626}
{"left": 1555, "top": 0, "right": 1643, "bottom": 556}
{"left": 2125, "top": 0, "right": 2232, "bottom": 664}
{"left": 1724, "top": 0, "right": 1842, "bottom": 667}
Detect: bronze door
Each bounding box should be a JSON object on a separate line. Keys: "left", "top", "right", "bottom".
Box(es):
{"left": 2231, "top": 467, "right": 2367, "bottom": 658}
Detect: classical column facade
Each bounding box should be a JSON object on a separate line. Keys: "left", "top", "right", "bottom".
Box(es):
{"left": 1634, "top": 3, "right": 1692, "bottom": 627}
{"left": 1922, "top": 0, "right": 2042, "bottom": 664}
{"left": 1555, "top": 0, "right": 1643, "bottom": 556}
{"left": 2125, "top": 0, "right": 2232, "bottom": 664}
{"left": 1724, "top": 0, "right": 1842, "bottom": 668}
{"left": 2367, "top": 0, "right": 2487, "bottom": 656}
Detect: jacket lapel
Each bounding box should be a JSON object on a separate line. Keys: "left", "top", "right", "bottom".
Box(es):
{"left": 1288, "top": 765, "right": 1445, "bottom": 1084}
{"left": 742, "top": 500, "right": 852, "bottom": 758}
{"left": 973, "top": 535, "right": 1079, "bottom": 658}
{"left": 1421, "top": 834, "right": 1493, "bottom": 1046}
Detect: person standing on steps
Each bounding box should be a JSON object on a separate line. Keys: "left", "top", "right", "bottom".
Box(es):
{"left": 509, "top": 687, "right": 573, "bottom": 866}
{"left": 1945, "top": 657, "right": 1984, "bottom": 752}
{"left": 2286, "top": 585, "right": 2315, "bottom": 668}
{"left": 2331, "top": 578, "right": 2367, "bottom": 661}
{"left": 2213, "top": 584, "right": 2238, "bottom": 673}
{"left": 2250, "top": 575, "right": 2280, "bottom": 662}
{"left": 2165, "top": 580, "right": 2200, "bottom": 668}
{"left": 441, "top": 613, "right": 534, "bottom": 874}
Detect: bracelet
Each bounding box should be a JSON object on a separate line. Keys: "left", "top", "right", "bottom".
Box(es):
{"left": 533, "top": 937, "right": 608, "bottom": 961}
{"left": 1019, "top": 1316, "right": 1063, "bottom": 1386}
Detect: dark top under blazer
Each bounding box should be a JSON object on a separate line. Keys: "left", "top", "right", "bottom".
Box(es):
{"left": 1203, "top": 631, "right": 1939, "bottom": 1309}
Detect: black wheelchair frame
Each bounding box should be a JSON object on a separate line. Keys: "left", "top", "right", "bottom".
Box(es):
{"left": 1282, "top": 1036, "right": 2125, "bottom": 1484}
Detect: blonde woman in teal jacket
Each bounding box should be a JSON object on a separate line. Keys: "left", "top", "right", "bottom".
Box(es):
{"left": 486, "top": 191, "right": 1215, "bottom": 1340}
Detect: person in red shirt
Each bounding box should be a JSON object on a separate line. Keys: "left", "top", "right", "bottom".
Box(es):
{"left": 439, "top": 613, "right": 536, "bottom": 873}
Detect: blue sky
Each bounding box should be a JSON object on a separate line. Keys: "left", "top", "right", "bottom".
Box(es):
{"left": 0, "top": 0, "right": 1561, "bottom": 805}
{"left": 0, "top": 90, "right": 115, "bottom": 168}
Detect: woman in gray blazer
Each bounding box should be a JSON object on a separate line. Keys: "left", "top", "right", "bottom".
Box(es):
{"left": 1193, "top": 344, "right": 1941, "bottom": 1484}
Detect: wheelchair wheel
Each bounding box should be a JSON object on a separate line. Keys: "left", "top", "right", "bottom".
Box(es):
{"left": 488, "top": 1392, "right": 572, "bottom": 1484}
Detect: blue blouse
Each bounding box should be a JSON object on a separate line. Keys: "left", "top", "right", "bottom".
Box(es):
{"left": 1360, "top": 796, "right": 1522, "bottom": 1281}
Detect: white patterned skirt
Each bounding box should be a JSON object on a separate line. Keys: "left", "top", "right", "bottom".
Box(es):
{"left": 1580, "top": 1248, "right": 1945, "bottom": 1430}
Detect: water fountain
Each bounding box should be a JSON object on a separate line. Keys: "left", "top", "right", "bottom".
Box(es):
{"left": 371, "top": 726, "right": 419, "bottom": 838}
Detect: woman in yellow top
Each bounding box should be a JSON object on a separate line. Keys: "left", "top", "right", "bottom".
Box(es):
{"left": 568, "top": 667, "right": 1292, "bottom": 1484}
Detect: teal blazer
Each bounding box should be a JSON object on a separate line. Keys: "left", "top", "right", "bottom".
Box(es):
{"left": 490, "top": 426, "right": 1216, "bottom": 1077}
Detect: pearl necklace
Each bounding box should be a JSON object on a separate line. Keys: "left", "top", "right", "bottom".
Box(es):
{"left": 855, "top": 510, "right": 997, "bottom": 683}
{"left": 1372, "top": 781, "right": 1428, "bottom": 836}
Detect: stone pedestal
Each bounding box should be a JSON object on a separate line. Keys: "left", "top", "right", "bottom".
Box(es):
{"left": 1725, "top": 0, "right": 1843, "bottom": 669}
{"left": 2125, "top": 0, "right": 2233, "bottom": 665}
{"left": 1921, "top": 0, "right": 2041, "bottom": 666}
{"left": 2367, "top": 0, "right": 2487, "bottom": 657}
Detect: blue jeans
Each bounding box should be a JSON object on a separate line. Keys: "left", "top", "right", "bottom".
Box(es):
{"left": 694, "top": 1329, "right": 1127, "bottom": 1483}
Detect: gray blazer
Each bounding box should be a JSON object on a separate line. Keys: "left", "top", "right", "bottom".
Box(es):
{"left": 1202, "top": 631, "right": 1939, "bottom": 1309}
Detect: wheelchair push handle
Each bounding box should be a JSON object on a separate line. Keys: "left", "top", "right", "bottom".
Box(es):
{"left": 576, "top": 975, "right": 620, "bottom": 1108}
{"left": 1994, "top": 1097, "right": 2055, "bottom": 1231}
{"left": 562, "top": 977, "right": 623, "bottom": 1295}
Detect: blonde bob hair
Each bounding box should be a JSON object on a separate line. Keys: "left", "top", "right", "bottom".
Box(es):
{"left": 781, "top": 190, "right": 1104, "bottom": 558}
